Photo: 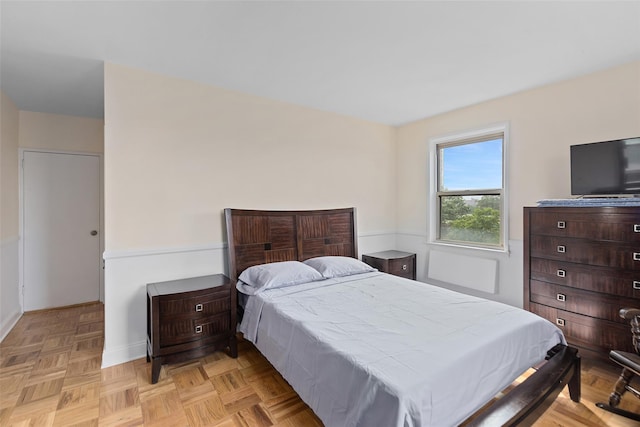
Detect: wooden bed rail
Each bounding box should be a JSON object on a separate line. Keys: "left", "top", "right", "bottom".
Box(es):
{"left": 467, "top": 344, "right": 580, "bottom": 426}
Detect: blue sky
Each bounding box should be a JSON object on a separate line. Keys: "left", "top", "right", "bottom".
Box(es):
{"left": 441, "top": 138, "right": 503, "bottom": 190}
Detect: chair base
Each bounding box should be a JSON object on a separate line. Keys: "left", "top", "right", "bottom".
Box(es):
{"left": 595, "top": 402, "right": 640, "bottom": 422}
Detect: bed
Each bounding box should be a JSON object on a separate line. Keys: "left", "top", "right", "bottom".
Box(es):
{"left": 224, "top": 207, "right": 581, "bottom": 426}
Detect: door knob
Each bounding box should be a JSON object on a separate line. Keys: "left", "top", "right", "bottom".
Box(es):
{"left": 90, "top": 230, "right": 98, "bottom": 236}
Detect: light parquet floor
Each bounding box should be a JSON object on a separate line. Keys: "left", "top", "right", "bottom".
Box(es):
{"left": 0, "top": 302, "right": 639, "bottom": 427}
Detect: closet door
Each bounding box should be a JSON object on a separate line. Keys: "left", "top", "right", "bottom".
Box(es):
{"left": 22, "top": 151, "right": 100, "bottom": 311}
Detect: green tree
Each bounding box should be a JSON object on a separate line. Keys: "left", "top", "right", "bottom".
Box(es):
{"left": 449, "top": 207, "right": 500, "bottom": 244}
{"left": 476, "top": 195, "right": 500, "bottom": 211}
{"left": 441, "top": 196, "right": 471, "bottom": 223}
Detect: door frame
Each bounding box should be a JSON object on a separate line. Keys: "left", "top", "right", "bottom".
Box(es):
{"left": 19, "top": 148, "right": 104, "bottom": 311}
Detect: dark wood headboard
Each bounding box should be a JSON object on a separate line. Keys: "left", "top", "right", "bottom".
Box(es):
{"left": 224, "top": 207, "right": 358, "bottom": 284}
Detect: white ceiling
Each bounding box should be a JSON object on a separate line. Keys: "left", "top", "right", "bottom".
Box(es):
{"left": 1, "top": 1, "right": 639, "bottom": 126}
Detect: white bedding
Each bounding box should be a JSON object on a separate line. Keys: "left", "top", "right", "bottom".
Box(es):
{"left": 239, "top": 272, "right": 565, "bottom": 427}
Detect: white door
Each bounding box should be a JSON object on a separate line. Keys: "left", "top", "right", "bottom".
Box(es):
{"left": 22, "top": 151, "right": 100, "bottom": 311}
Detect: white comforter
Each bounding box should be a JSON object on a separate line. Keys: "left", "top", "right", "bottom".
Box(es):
{"left": 239, "top": 272, "right": 565, "bottom": 427}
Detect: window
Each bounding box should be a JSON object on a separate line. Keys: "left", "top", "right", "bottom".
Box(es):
{"left": 430, "top": 124, "right": 508, "bottom": 250}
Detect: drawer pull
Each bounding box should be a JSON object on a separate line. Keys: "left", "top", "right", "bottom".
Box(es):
{"left": 402, "top": 264, "right": 407, "bottom": 271}
{"left": 556, "top": 293, "right": 566, "bottom": 302}
{"left": 556, "top": 318, "right": 565, "bottom": 327}
{"left": 195, "top": 325, "right": 203, "bottom": 334}
{"left": 556, "top": 245, "right": 566, "bottom": 253}
{"left": 635, "top": 253, "right": 640, "bottom": 261}
{"left": 634, "top": 281, "right": 640, "bottom": 290}
{"left": 557, "top": 221, "right": 566, "bottom": 229}
{"left": 195, "top": 303, "right": 203, "bottom": 312}
{"left": 635, "top": 224, "right": 640, "bottom": 233}
{"left": 556, "top": 269, "right": 566, "bottom": 278}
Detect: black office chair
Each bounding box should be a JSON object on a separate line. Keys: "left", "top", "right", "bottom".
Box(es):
{"left": 596, "top": 308, "right": 640, "bottom": 421}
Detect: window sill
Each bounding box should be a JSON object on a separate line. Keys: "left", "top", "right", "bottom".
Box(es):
{"left": 428, "top": 240, "right": 510, "bottom": 255}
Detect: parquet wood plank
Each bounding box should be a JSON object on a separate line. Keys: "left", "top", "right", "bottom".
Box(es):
{"left": 174, "top": 371, "right": 217, "bottom": 405}
{"left": 57, "top": 382, "right": 100, "bottom": 410}
{"left": 62, "top": 371, "right": 102, "bottom": 391}
{"left": 17, "top": 376, "right": 64, "bottom": 404}
{"left": 2, "top": 302, "right": 640, "bottom": 427}
{"left": 232, "top": 403, "right": 274, "bottom": 426}
{"left": 99, "top": 386, "right": 139, "bottom": 417}
{"left": 182, "top": 393, "right": 228, "bottom": 426}
{"left": 218, "top": 385, "right": 262, "bottom": 415}
{"left": 96, "top": 404, "right": 144, "bottom": 427}
{"left": 7, "top": 394, "right": 59, "bottom": 424}
{"left": 203, "top": 356, "right": 242, "bottom": 378}
{"left": 0, "top": 372, "right": 29, "bottom": 406}
{"left": 6, "top": 409, "right": 56, "bottom": 427}
{"left": 52, "top": 400, "right": 100, "bottom": 426}
{"left": 263, "top": 392, "right": 312, "bottom": 423}
{"left": 41, "top": 334, "right": 75, "bottom": 354}
{"left": 66, "top": 355, "right": 102, "bottom": 376}
{"left": 140, "top": 388, "right": 189, "bottom": 426}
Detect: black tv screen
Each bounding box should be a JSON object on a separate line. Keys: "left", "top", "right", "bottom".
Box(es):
{"left": 570, "top": 137, "right": 640, "bottom": 196}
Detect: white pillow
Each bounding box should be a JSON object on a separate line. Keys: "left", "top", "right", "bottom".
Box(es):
{"left": 303, "top": 256, "right": 376, "bottom": 279}
{"left": 237, "top": 261, "right": 323, "bottom": 295}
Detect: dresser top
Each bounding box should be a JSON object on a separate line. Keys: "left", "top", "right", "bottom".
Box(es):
{"left": 147, "top": 274, "right": 229, "bottom": 297}
{"left": 363, "top": 250, "right": 415, "bottom": 260}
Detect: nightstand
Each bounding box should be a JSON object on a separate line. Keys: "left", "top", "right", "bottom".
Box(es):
{"left": 146, "top": 274, "right": 236, "bottom": 383}
{"left": 362, "top": 250, "right": 416, "bottom": 280}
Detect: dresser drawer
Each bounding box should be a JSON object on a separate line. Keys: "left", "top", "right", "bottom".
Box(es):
{"left": 159, "top": 289, "right": 230, "bottom": 316}
{"left": 530, "top": 302, "right": 634, "bottom": 354}
{"left": 530, "top": 235, "right": 640, "bottom": 270}
{"left": 529, "top": 210, "right": 640, "bottom": 242}
{"left": 529, "top": 280, "right": 635, "bottom": 324}
{"left": 529, "top": 258, "right": 640, "bottom": 298}
{"left": 159, "top": 312, "right": 230, "bottom": 347}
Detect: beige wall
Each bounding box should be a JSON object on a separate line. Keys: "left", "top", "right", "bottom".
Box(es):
{"left": 1, "top": 92, "right": 20, "bottom": 240}
{"left": 101, "top": 60, "right": 640, "bottom": 366}
{"left": 19, "top": 111, "right": 104, "bottom": 154}
{"left": 1, "top": 91, "right": 21, "bottom": 339}
{"left": 101, "top": 63, "right": 398, "bottom": 366}
{"left": 104, "top": 63, "right": 396, "bottom": 251}
{"left": 396, "top": 60, "right": 640, "bottom": 242}
{"left": 392, "top": 60, "right": 640, "bottom": 306}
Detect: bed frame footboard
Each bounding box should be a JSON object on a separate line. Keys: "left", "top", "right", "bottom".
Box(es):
{"left": 467, "top": 344, "right": 580, "bottom": 426}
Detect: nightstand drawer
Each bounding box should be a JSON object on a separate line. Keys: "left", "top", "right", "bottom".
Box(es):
{"left": 362, "top": 251, "right": 416, "bottom": 280}
{"left": 387, "top": 257, "right": 415, "bottom": 279}
{"left": 159, "top": 290, "right": 230, "bottom": 316}
{"left": 159, "top": 312, "right": 230, "bottom": 347}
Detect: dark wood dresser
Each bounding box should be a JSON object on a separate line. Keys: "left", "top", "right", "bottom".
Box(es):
{"left": 524, "top": 206, "right": 640, "bottom": 360}
{"left": 146, "top": 274, "right": 237, "bottom": 383}
{"left": 362, "top": 250, "right": 416, "bottom": 280}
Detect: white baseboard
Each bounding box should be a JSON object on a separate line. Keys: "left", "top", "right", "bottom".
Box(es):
{"left": 101, "top": 234, "right": 398, "bottom": 368}
{"left": 101, "top": 340, "right": 147, "bottom": 368}
{"left": 0, "top": 310, "right": 22, "bottom": 343}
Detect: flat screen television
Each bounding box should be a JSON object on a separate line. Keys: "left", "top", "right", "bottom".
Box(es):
{"left": 570, "top": 137, "right": 640, "bottom": 196}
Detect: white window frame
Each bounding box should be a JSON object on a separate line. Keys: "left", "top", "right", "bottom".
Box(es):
{"left": 428, "top": 122, "right": 509, "bottom": 252}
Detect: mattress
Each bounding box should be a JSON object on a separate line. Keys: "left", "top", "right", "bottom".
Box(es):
{"left": 239, "top": 272, "right": 565, "bottom": 427}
